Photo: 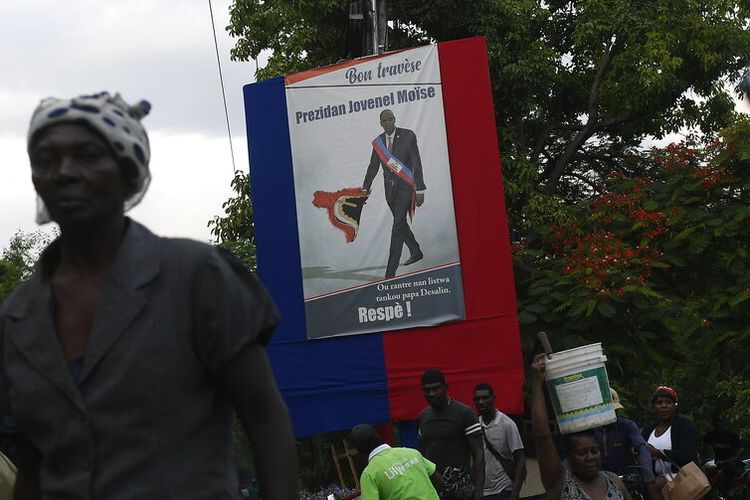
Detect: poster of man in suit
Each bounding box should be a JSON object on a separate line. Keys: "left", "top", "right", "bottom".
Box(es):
{"left": 284, "top": 45, "right": 465, "bottom": 339}
{"left": 363, "top": 109, "right": 426, "bottom": 279}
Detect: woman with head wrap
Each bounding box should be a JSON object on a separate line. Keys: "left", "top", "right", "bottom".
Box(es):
{"left": 0, "top": 92, "right": 297, "bottom": 499}
{"left": 641, "top": 386, "right": 698, "bottom": 500}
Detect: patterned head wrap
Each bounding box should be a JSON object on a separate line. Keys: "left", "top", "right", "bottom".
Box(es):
{"left": 652, "top": 385, "right": 678, "bottom": 403}
{"left": 27, "top": 91, "right": 151, "bottom": 224}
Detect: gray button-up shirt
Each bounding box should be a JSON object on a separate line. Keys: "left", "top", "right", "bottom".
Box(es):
{"left": 0, "top": 220, "right": 279, "bottom": 499}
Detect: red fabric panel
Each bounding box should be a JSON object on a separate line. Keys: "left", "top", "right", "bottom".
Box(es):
{"left": 373, "top": 422, "right": 394, "bottom": 445}
{"left": 384, "top": 37, "right": 524, "bottom": 421}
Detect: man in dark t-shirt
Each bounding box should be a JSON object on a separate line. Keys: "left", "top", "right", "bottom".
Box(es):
{"left": 418, "top": 369, "right": 484, "bottom": 499}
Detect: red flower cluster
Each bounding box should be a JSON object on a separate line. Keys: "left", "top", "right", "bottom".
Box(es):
{"left": 695, "top": 165, "right": 729, "bottom": 190}
{"left": 548, "top": 227, "right": 660, "bottom": 291}
{"left": 547, "top": 177, "right": 665, "bottom": 293}
{"left": 654, "top": 143, "right": 700, "bottom": 171}
{"left": 542, "top": 138, "right": 736, "bottom": 298}
{"left": 654, "top": 141, "right": 729, "bottom": 191}
{"left": 511, "top": 240, "right": 528, "bottom": 255}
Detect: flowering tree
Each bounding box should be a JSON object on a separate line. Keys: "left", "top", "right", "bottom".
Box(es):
{"left": 227, "top": 0, "right": 750, "bottom": 242}
{"left": 516, "top": 118, "right": 750, "bottom": 429}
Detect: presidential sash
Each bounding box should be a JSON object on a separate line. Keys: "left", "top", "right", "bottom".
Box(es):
{"left": 372, "top": 135, "right": 417, "bottom": 219}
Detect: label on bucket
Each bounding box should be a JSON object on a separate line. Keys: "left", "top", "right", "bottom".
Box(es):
{"left": 546, "top": 367, "right": 612, "bottom": 425}
{"left": 555, "top": 375, "right": 603, "bottom": 413}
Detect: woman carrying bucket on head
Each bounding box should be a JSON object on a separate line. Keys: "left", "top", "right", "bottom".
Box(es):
{"left": 531, "top": 353, "right": 633, "bottom": 500}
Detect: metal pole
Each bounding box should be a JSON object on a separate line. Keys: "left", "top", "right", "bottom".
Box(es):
{"left": 377, "top": 0, "right": 387, "bottom": 53}
{"left": 370, "top": 0, "right": 378, "bottom": 55}
{"left": 348, "top": 0, "right": 365, "bottom": 58}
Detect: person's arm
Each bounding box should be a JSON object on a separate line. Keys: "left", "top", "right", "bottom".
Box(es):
{"left": 510, "top": 449, "right": 527, "bottom": 500}
{"left": 409, "top": 131, "right": 426, "bottom": 207}
{"left": 531, "top": 353, "right": 564, "bottom": 492}
{"left": 612, "top": 473, "right": 634, "bottom": 500}
{"left": 664, "top": 417, "right": 698, "bottom": 467}
{"left": 363, "top": 147, "right": 380, "bottom": 192}
{"left": 420, "top": 453, "right": 444, "bottom": 496}
{"left": 408, "top": 130, "right": 426, "bottom": 191}
{"left": 625, "top": 420, "right": 653, "bottom": 477}
{"left": 505, "top": 418, "right": 527, "bottom": 500}
{"left": 467, "top": 433, "right": 485, "bottom": 500}
{"left": 12, "top": 436, "right": 41, "bottom": 500}
{"left": 646, "top": 443, "right": 667, "bottom": 459}
{"left": 359, "top": 469, "right": 380, "bottom": 500}
{"left": 195, "top": 246, "right": 294, "bottom": 498}
{"left": 222, "top": 341, "right": 298, "bottom": 500}
{"left": 429, "top": 470, "right": 445, "bottom": 496}
{"left": 0, "top": 330, "right": 38, "bottom": 500}
{"left": 642, "top": 424, "right": 663, "bottom": 458}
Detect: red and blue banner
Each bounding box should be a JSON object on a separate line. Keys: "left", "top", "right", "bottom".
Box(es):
{"left": 244, "top": 37, "right": 523, "bottom": 437}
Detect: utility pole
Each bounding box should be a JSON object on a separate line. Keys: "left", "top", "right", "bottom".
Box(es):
{"left": 350, "top": 0, "right": 387, "bottom": 56}
{"left": 369, "top": 0, "right": 379, "bottom": 55}
{"left": 376, "top": 0, "right": 387, "bottom": 54}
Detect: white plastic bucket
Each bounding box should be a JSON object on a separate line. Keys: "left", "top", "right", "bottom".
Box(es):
{"left": 544, "top": 342, "right": 616, "bottom": 434}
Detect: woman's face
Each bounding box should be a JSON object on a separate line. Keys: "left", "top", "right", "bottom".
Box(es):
{"left": 568, "top": 435, "right": 601, "bottom": 480}
{"left": 30, "top": 123, "right": 128, "bottom": 228}
{"left": 653, "top": 396, "right": 677, "bottom": 421}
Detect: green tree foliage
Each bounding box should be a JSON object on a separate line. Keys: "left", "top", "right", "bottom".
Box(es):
{"left": 207, "top": 169, "right": 257, "bottom": 270}
{"left": 227, "top": 0, "right": 750, "bottom": 236}
{"left": 516, "top": 118, "right": 750, "bottom": 433}
{"left": 228, "top": 0, "right": 350, "bottom": 78}
{"left": 0, "top": 230, "right": 49, "bottom": 301}
{"left": 222, "top": 0, "right": 750, "bottom": 447}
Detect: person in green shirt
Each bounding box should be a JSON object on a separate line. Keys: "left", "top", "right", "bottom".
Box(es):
{"left": 349, "top": 424, "right": 444, "bottom": 500}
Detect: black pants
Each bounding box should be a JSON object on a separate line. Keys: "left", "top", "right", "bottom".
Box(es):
{"left": 384, "top": 181, "right": 420, "bottom": 278}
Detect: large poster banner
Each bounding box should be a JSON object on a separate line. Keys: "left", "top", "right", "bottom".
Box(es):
{"left": 246, "top": 37, "right": 524, "bottom": 436}
{"left": 285, "top": 45, "right": 465, "bottom": 339}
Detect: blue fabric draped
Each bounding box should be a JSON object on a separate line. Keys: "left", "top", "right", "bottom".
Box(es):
{"left": 243, "top": 79, "right": 390, "bottom": 437}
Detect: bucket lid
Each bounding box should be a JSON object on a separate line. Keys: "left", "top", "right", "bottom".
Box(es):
{"left": 548, "top": 342, "right": 602, "bottom": 360}
{"left": 546, "top": 343, "right": 606, "bottom": 371}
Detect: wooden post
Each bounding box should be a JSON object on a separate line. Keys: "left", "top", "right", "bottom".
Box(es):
{"left": 331, "top": 443, "right": 346, "bottom": 487}
{"left": 343, "top": 439, "right": 360, "bottom": 489}
{"left": 330, "top": 440, "right": 360, "bottom": 488}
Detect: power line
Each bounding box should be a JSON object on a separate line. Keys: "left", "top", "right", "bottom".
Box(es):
{"left": 208, "top": 0, "right": 237, "bottom": 174}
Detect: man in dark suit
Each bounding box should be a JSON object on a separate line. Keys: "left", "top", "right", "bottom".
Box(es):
{"left": 363, "top": 109, "right": 426, "bottom": 278}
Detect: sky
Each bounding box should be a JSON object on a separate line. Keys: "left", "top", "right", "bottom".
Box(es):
{"left": 0, "top": 0, "right": 265, "bottom": 248}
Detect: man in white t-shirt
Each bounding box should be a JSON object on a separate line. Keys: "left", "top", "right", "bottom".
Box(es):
{"left": 473, "top": 383, "right": 526, "bottom": 500}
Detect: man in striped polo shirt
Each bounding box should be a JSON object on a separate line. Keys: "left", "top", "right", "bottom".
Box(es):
{"left": 418, "top": 369, "right": 484, "bottom": 500}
